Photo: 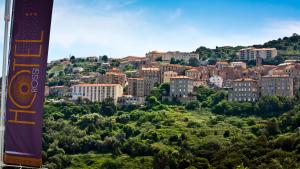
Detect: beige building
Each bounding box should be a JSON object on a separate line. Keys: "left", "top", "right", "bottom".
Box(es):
{"left": 163, "top": 71, "right": 178, "bottom": 83}
{"left": 146, "top": 51, "right": 166, "bottom": 62}
{"left": 237, "top": 47, "right": 277, "bottom": 60}
{"left": 128, "top": 78, "right": 145, "bottom": 97}
{"left": 97, "top": 68, "right": 127, "bottom": 86}
{"left": 71, "top": 84, "right": 123, "bottom": 104}
{"left": 261, "top": 75, "right": 294, "bottom": 97}
{"left": 228, "top": 78, "right": 259, "bottom": 102}
{"left": 170, "top": 76, "right": 194, "bottom": 98}
{"left": 146, "top": 51, "right": 199, "bottom": 62}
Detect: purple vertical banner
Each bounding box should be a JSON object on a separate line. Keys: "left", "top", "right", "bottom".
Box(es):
{"left": 4, "top": 0, "right": 53, "bottom": 167}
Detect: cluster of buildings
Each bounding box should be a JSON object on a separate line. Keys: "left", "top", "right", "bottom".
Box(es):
{"left": 47, "top": 47, "right": 300, "bottom": 105}
{"left": 228, "top": 62, "right": 299, "bottom": 102}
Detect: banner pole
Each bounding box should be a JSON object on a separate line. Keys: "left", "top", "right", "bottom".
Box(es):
{"left": 0, "top": 0, "right": 12, "bottom": 167}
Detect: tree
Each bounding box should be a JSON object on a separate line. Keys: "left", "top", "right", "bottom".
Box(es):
{"left": 111, "top": 59, "right": 120, "bottom": 67}
{"left": 170, "top": 57, "right": 177, "bottom": 64}
{"left": 185, "top": 101, "right": 200, "bottom": 110}
{"left": 101, "top": 98, "right": 117, "bottom": 116}
{"left": 195, "top": 86, "right": 216, "bottom": 102}
{"left": 188, "top": 57, "right": 200, "bottom": 67}
{"left": 223, "top": 130, "right": 230, "bottom": 138}
{"left": 265, "top": 118, "right": 281, "bottom": 136}
{"left": 102, "top": 55, "right": 108, "bottom": 63}
{"left": 256, "top": 96, "right": 283, "bottom": 116}
{"left": 70, "top": 55, "right": 75, "bottom": 63}
{"left": 159, "top": 83, "right": 170, "bottom": 96}
{"left": 148, "top": 96, "right": 161, "bottom": 107}
{"left": 150, "top": 87, "right": 161, "bottom": 99}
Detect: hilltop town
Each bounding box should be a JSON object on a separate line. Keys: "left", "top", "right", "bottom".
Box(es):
{"left": 41, "top": 34, "right": 300, "bottom": 168}
{"left": 46, "top": 34, "right": 300, "bottom": 105}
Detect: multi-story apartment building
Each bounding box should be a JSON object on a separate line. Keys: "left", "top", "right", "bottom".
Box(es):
{"left": 228, "top": 78, "right": 259, "bottom": 102}
{"left": 71, "top": 84, "right": 123, "bottom": 104}
{"left": 139, "top": 67, "right": 160, "bottom": 95}
{"left": 97, "top": 68, "right": 127, "bottom": 86}
{"left": 170, "top": 76, "right": 194, "bottom": 98}
{"left": 127, "top": 78, "right": 145, "bottom": 97}
{"left": 261, "top": 75, "right": 294, "bottom": 97}
{"left": 146, "top": 51, "right": 199, "bottom": 62}
{"left": 185, "top": 68, "right": 202, "bottom": 80}
{"left": 270, "top": 63, "right": 300, "bottom": 91}
{"left": 163, "top": 71, "right": 178, "bottom": 83}
{"left": 237, "top": 47, "right": 277, "bottom": 61}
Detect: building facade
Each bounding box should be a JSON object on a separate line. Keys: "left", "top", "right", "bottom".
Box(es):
{"left": 261, "top": 75, "right": 294, "bottom": 97}
{"left": 228, "top": 78, "right": 259, "bottom": 102}
{"left": 139, "top": 67, "right": 160, "bottom": 95}
{"left": 97, "top": 69, "right": 127, "bottom": 86}
{"left": 128, "top": 78, "right": 145, "bottom": 97}
{"left": 146, "top": 51, "right": 199, "bottom": 62}
{"left": 71, "top": 84, "right": 123, "bottom": 104}
{"left": 185, "top": 68, "right": 202, "bottom": 80}
{"left": 163, "top": 71, "right": 178, "bottom": 83}
{"left": 170, "top": 76, "right": 194, "bottom": 98}
{"left": 209, "top": 75, "right": 223, "bottom": 88}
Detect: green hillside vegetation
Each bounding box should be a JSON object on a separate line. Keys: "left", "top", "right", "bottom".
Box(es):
{"left": 195, "top": 34, "right": 300, "bottom": 61}
{"left": 43, "top": 87, "right": 300, "bottom": 169}
{"left": 255, "top": 34, "right": 300, "bottom": 56}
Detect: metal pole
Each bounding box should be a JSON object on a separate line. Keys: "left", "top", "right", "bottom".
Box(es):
{"left": 0, "top": 0, "right": 12, "bottom": 167}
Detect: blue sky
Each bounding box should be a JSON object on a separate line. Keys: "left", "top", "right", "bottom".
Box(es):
{"left": 1, "top": 0, "right": 300, "bottom": 61}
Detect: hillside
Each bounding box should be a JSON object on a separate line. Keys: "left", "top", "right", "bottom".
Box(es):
{"left": 43, "top": 86, "right": 300, "bottom": 169}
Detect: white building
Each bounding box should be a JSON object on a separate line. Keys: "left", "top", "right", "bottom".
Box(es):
{"left": 209, "top": 75, "right": 223, "bottom": 88}
{"left": 71, "top": 84, "right": 123, "bottom": 104}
